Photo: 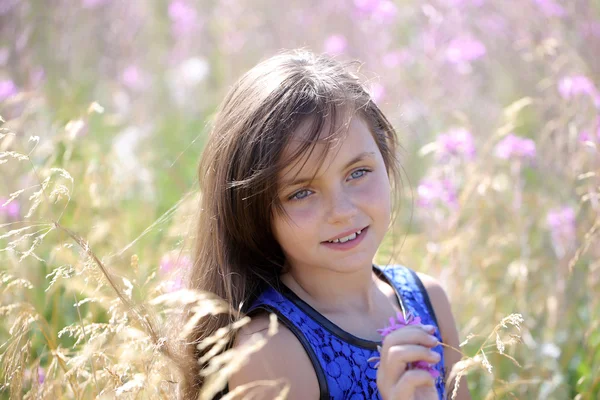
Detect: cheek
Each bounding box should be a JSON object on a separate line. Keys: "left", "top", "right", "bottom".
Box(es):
{"left": 361, "top": 173, "right": 392, "bottom": 221}
{"left": 360, "top": 172, "right": 392, "bottom": 203}
{"left": 272, "top": 205, "right": 319, "bottom": 246}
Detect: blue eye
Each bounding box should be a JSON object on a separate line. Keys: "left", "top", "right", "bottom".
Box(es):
{"left": 349, "top": 168, "right": 369, "bottom": 180}
{"left": 289, "top": 189, "right": 312, "bottom": 201}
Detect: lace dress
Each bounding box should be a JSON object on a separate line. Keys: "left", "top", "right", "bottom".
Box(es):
{"left": 247, "top": 264, "right": 446, "bottom": 399}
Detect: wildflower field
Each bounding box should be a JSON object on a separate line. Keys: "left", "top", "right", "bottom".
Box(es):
{"left": 1, "top": 0, "right": 599, "bottom": 398}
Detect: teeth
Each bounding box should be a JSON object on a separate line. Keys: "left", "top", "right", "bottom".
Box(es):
{"left": 328, "top": 229, "right": 363, "bottom": 244}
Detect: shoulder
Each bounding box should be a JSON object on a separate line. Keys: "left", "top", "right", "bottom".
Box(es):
{"left": 415, "top": 272, "right": 455, "bottom": 342}
{"left": 415, "top": 273, "right": 450, "bottom": 316}
{"left": 228, "top": 311, "right": 320, "bottom": 400}
{"left": 416, "top": 272, "right": 471, "bottom": 399}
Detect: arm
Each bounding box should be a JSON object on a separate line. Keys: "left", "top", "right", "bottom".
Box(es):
{"left": 418, "top": 273, "right": 472, "bottom": 400}
{"left": 228, "top": 312, "right": 320, "bottom": 400}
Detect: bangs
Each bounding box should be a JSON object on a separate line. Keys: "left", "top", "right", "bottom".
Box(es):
{"left": 270, "top": 101, "right": 360, "bottom": 217}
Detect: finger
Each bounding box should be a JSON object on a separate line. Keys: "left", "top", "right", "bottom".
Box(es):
{"left": 383, "top": 345, "right": 441, "bottom": 382}
{"left": 390, "top": 369, "right": 435, "bottom": 399}
{"left": 381, "top": 327, "right": 439, "bottom": 355}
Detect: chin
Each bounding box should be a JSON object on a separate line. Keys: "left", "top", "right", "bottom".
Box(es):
{"left": 328, "top": 255, "right": 374, "bottom": 273}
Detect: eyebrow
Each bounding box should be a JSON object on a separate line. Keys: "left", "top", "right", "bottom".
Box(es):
{"left": 281, "top": 151, "right": 377, "bottom": 188}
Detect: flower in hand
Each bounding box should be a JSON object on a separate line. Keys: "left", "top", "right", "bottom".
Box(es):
{"left": 370, "top": 311, "right": 441, "bottom": 379}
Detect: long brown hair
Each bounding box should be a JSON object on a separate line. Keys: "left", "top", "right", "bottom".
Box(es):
{"left": 180, "top": 49, "right": 402, "bottom": 399}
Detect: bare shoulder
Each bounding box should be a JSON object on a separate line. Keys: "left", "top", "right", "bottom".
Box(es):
{"left": 415, "top": 273, "right": 456, "bottom": 345}
{"left": 416, "top": 272, "right": 472, "bottom": 400}
{"left": 415, "top": 272, "right": 452, "bottom": 321}
{"left": 228, "top": 311, "right": 320, "bottom": 400}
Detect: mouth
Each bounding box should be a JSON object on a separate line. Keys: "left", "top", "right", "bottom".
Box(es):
{"left": 323, "top": 226, "right": 367, "bottom": 243}
{"left": 321, "top": 226, "right": 369, "bottom": 250}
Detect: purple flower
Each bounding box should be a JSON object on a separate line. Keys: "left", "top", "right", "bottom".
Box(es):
{"left": 121, "top": 65, "right": 147, "bottom": 90}
{"left": 436, "top": 128, "right": 476, "bottom": 160}
{"left": 24, "top": 366, "right": 45, "bottom": 385}
{"left": 546, "top": 207, "right": 576, "bottom": 256}
{"left": 0, "top": 197, "right": 20, "bottom": 219}
{"left": 160, "top": 253, "right": 191, "bottom": 292}
{"left": 547, "top": 207, "right": 575, "bottom": 230}
{"left": 441, "top": 0, "right": 485, "bottom": 7}
{"left": 375, "top": 312, "right": 441, "bottom": 379}
{"left": 579, "top": 120, "right": 600, "bottom": 143}
{"left": 534, "top": 0, "right": 566, "bottom": 17}
{"left": 369, "top": 83, "right": 385, "bottom": 104}
{"left": 354, "top": 0, "right": 381, "bottom": 13}
{"left": 324, "top": 34, "right": 347, "bottom": 55}
{"left": 37, "top": 367, "right": 46, "bottom": 384}
{"left": 582, "top": 21, "right": 600, "bottom": 38}
{"left": 558, "top": 75, "right": 598, "bottom": 100}
{"left": 377, "top": 311, "right": 422, "bottom": 337}
{"left": 381, "top": 50, "right": 412, "bottom": 68}
{"left": 165, "top": 276, "right": 184, "bottom": 292}
{"left": 446, "top": 37, "right": 486, "bottom": 64}
{"left": 82, "top": 0, "right": 108, "bottom": 8}
{"left": 353, "top": 0, "right": 396, "bottom": 23}
{"left": 159, "top": 253, "right": 192, "bottom": 275}
{"left": 417, "top": 179, "right": 458, "bottom": 209}
{"left": 0, "top": 79, "right": 17, "bottom": 101}
{"left": 494, "top": 134, "right": 536, "bottom": 160}
{"left": 372, "top": 0, "right": 398, "bottom": 23}
{"left": 168, "top": 0, "right": 198, "bottom": 37}
{"left": 0, "top": 0, "right": 19, "bottom": 16}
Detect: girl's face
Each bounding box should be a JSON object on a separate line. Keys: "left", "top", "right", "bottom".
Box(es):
{"left": 272, "top": 116, "right": 392, "bottom": 275}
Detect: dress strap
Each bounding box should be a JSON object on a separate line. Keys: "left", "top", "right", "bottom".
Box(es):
{"left": 406, "top": 267, "right": 440, "bottom": 327}
{"left": 247, "top": 295, "right": 330, "bottom": 399}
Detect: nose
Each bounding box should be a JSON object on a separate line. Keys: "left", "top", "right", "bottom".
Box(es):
{"left": 325, "top": 186, "right": 358, "bottom": 225}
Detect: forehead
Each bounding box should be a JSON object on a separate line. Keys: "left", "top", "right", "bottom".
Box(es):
{"left": 278, "top": 114, "right": 378, "bottom": 182}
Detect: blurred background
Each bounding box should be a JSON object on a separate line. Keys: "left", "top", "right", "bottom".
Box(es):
{"left": 1, "top": 0, "right": 599, "bottom": 398}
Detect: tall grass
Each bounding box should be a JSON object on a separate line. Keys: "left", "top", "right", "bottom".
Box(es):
{"left": 1, "top": 0, "right": 599, "bottom": 398}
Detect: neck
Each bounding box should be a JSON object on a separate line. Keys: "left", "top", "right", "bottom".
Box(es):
{"left": 281, "top": 263, "right": 380, "bottom": 315}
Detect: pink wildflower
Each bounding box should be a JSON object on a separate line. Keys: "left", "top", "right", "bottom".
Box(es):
{"left": 82, "top": 0, "right": 109, "bottom": 8}
{"left": 0, "top": 196, "right": 20, "bottom": 220}
{"left": 377, "top": 311, "right": 422, "bottom": 337}
{"left": 417, "top": 179, "right": 459, "bottom": 209}
{"left": 0, "top": 79, "right": 18, "bottom": 102}
{"left": 159, "top": 253, "right": 191, "bottom": 292}
{"left": 368, "top": 83, "right": 385, "bottom": 104}
{"left": 493, "top": 134, "right": 536, "bottom": 160}
{"left": 436, "top": 128, "right": 476, "bottom": 160}
{"left": 446, "top": 37, "right": 486, "bottom": 65}
{"left": 168, "top": 0, "right": 198, "bottom": 37}
{"left": 373, "top": 312, "right": 441, "bottom": 380}
{"left": 534, "top": 0, "right": 566, "bottom": 17}
{"left": 324, "top": 35, "right": 347, "bottom": 55}
{"left": 558, "top": 75, "right": 597, "bottom": 100}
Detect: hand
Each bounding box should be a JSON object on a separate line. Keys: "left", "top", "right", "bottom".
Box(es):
{"left": 376, "top": 324, "right": 441, "bottom": 400}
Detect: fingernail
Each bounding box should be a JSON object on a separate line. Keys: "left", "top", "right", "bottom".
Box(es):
{"left": 428, "top": 334, "right": 438, "bottom": 344}
{"left": 430, "top": 350, "right": 441, "bottom": 360}
{"left": 423, "top": 325, "right": 436, "bottom": 333}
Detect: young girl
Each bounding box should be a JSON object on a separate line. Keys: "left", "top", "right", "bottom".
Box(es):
{"left": 182, "top": 50, "right": 470, "bottom": 400}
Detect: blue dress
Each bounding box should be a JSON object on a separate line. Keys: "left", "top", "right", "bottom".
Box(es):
{"left": 247, "top": 264, "right": 446, "bottom": 399}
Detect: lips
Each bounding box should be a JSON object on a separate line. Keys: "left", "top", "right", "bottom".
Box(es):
{"left": 321, "top": 225, "right": 369, "bottom": 243}
{"left": 321, "top": 226, "right": 369, "bottom": 251}
{"left": 322, "top": 225, "right": 369, "bottom": 243}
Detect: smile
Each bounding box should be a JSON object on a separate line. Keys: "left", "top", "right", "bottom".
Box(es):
{"left": 327, "top": 229, "right": 363, "bottom": 243}
{"left": 322, "top": 226, "right": 369, "bottom": 251}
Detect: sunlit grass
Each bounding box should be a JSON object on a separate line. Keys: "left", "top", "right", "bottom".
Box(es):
{"left": 1, "top": 0, "right": 600, "bottom": 398}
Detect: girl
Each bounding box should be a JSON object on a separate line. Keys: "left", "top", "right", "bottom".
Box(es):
{"left": 182, "top": 50, "right": 470, "bottom": 400}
